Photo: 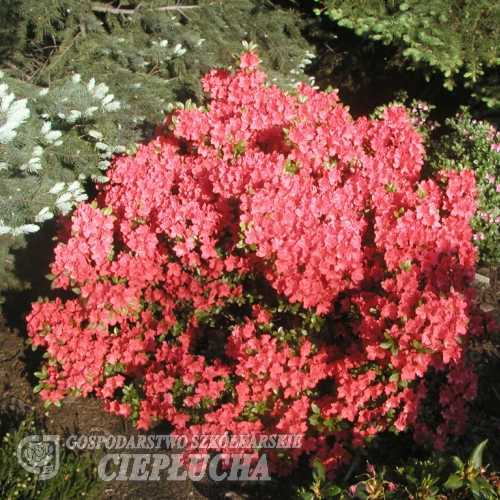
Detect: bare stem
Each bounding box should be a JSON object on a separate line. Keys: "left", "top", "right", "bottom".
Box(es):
{"left": 91, "top": 3, "right": 200, "bottom": 15}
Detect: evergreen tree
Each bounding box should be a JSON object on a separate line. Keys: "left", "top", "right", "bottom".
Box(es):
{"left": 315, "top": 0, "right": 500, "bottom": 109}
{"left": 0, "top": 0, "right": 315, "bottom": 297}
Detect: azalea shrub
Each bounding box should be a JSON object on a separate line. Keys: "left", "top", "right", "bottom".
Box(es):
{"left": 27, "top": 51, "right": 485, "bottom": 477}
{"left": 428, "top": 108, "right": 500, "bottom": 268}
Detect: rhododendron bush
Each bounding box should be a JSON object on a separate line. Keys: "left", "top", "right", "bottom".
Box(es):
{"left": 27, "top": 51, "right": 484, "bottom": 476}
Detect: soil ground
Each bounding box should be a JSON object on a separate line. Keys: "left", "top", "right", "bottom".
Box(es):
{"left": 1, "top": 264, "right": 500, "bottom": 499}
{"left": 0, "top": 307, "right": 305, "bottom": 499}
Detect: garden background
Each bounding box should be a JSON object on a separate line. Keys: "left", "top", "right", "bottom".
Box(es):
{"left": 1, "top": 0, "right": 500, "bottom": 498}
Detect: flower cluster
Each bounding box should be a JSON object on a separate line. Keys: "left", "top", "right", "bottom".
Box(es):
{"left": 430, "top": 108, "right": 500, "bottom": 266}
{"left": 27, "top": 51, "right": 483, "bottom": 477}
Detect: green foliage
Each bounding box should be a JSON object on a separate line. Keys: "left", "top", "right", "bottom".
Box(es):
{"left": 298, "top": 458, "right": 343, "bottom": 499}
{"left": 0, "top": 0, "right": 316, "bottom": 297}
{"left": 0, "top": 70, "right": 129, "bottom": 295}
{"left": 6, "top": 0, "right": 315, "bottom": 108}
{"left": 428, "top": 109, "right": 500, "bottom": 267}
{"left": 296, "top": 440, "right": 500, "bottom": 499}
{"left": 0, "top": 413, "right": 103, "bottom": 499}
{"left": 0, "top": 71, "right": 127, "bottom": 233}
{"left": 316, "top": 0, "right": 500, "bottom": 107}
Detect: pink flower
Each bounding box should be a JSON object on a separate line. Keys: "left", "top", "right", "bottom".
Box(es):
{"left": 239, "top": 50, "right": 260, "bottom": 71}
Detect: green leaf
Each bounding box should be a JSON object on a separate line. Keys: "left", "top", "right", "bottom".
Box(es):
{"left": 469, "top": 439, "right": 488, "bottom": 469}
{"left": 300, "top": 493, "right": 314, "bottom": 500}
{"left": 126, "top": 143, "right": 138, "bottom": 156}
{"left": 475, "top": 475, "right": 496, "bottom": 492}
{"left": 469, "top": 481, "right": 483, "bottom": 498}
{"left": 430, "top": 486, "right": 440, "bottom": 496}
{"left": 322, "top": 484, "right": 341, "bottom": 496}
{"left": 355, "top": 490, "right": 369, "bottom": 499}
{"left": 311, "top": 403, "right": 321, "bottom": 414}
{"left": 444, "top": 474, "right": 464, "bottom": 490}
{"left": 399, "top": 259, "right": 412, "bottom": 271}
{"left": 452, "top": 455, "right": 464, "bottom": 469}
{"left": 312, "top": 457, "right": 326, "bottom": 482}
